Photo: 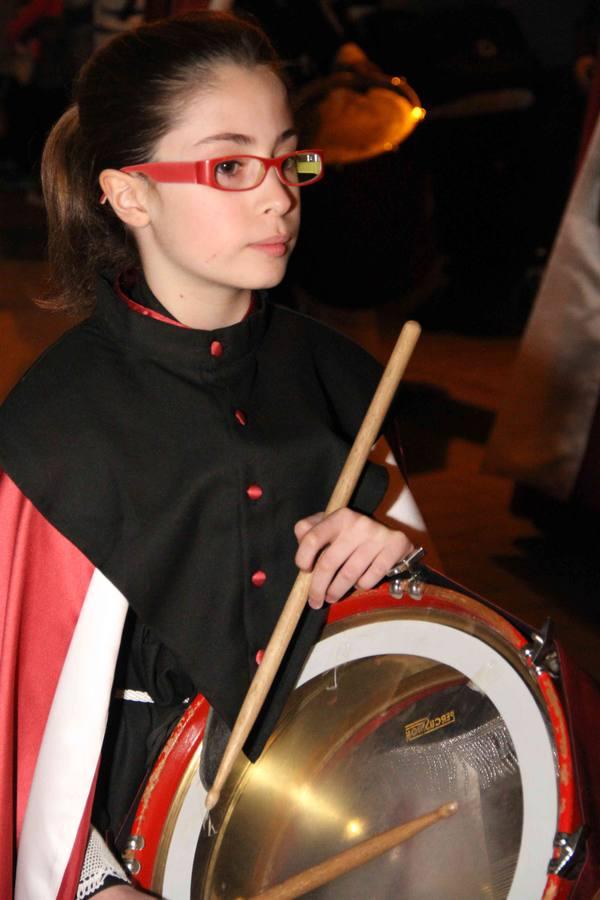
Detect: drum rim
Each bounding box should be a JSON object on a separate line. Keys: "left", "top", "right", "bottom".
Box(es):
{"left": 127, "top": 583, "right": 577, "bottom": 898}
{"left": 324, "top": 583, "right": 579, "bottom": 883}
{"left": 153, "top": 741, "right": 203, "bottom": 890}
{"left": 124, "top": 694, "right": 209, "bottom": 887}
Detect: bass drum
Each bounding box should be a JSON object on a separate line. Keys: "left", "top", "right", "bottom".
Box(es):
{"left": 125, "top": 582, "right": 583, "bottom": 899}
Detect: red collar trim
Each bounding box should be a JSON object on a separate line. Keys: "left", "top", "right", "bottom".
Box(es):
{"left": 114, "top": 273, "right": 256, "bottom": 327}
{"left": 114, "top": 274, "right": 189, "bottom": 328}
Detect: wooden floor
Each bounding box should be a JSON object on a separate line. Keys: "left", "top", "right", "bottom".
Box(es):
{"left": 1, "top": 188, "right": 599, "bottom": 682}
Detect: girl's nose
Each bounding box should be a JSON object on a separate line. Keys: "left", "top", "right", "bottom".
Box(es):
{"left": 257, "top": 166, "right": 297, "bottom": 216}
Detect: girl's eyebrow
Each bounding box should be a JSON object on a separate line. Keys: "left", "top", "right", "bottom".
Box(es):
{"left": 194, "top": 128, "right": 298, "bottom": 147}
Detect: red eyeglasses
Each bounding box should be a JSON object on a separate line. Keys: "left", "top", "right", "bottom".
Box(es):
{"left": 100, "top": 149, "right": 323, "bottom": 202}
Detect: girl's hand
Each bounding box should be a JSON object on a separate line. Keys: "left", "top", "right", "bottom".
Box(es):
{"left": 294, "top": 509, "right": 414, "bottom": 609}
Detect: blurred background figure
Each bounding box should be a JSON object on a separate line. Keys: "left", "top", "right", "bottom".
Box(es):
{"left": 1, "top": 0, "right": 72, "bottom": 195}
{"left": 574, "top": 0, "right": 600, "bottom": 165}
{"left": 0, "top": 0, "right": 146, "bottom": 196}
{"left": 485, "top": 2, "right": 600, "bottom": 535}
{"left": 93, "top": 0, "right": 145, "bottom": 48}
{"left": 286, "top": 37, "right": 431, "bottom": 315}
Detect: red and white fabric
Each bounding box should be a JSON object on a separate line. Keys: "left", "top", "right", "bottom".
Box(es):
{"left": 0, "top": 471, "right": 127, "bottom": 899}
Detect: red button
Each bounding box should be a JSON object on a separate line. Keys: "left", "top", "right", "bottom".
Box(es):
{"left": 210, "top": 340, "right": 223, "bottom": 358}
{"left": 251, "top": 570, "right": 267, "bottom": 587}
{"left": 255, "top": 649, "right": 265, "bottom": 665}
{"left": 234, "top": 409, "right": 247, "bottom": 426}
{"left": 246, "top": 484, "right": 263, "bottom": 501}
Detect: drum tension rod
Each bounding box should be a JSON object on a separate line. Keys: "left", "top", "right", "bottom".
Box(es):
{"left": 122, "top": 835, "right": 144, "bottom": 876}
{"left": 548, "top": 825, "right": 589, "bottom": 878}
{"left": 521, "top": 618, "right": 560, "bottom": 677}
{"left": 386, "top": 547, "right": 426, "bottom": 600}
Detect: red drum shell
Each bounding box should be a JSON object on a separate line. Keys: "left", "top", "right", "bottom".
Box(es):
{"left": 125, "top": 582, "right": 582, "bottom": 899}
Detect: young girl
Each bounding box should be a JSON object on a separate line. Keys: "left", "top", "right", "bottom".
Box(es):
{"left": 0, "top": 12, "right": 414, "bottom": 897}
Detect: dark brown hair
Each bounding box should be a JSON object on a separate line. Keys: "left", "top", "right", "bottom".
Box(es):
{"left": 41, "top": 12, "right": 280, "bottom": 315}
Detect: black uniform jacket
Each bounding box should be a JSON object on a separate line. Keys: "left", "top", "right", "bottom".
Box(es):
{"left": 0, "top": 273, "right": 388, "bottom": 756}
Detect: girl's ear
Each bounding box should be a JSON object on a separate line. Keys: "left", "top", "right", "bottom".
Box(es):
{"left": 99, "top": 169, "right": 151, "bottom": 228}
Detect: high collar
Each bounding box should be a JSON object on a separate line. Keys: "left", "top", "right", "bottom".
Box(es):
{"left": 92, "top": 271, "right": 269, "bottom": 380}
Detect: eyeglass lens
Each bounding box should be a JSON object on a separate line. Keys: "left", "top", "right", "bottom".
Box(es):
{"left": 214, "top": 152, "right": 322, "bottom": 190}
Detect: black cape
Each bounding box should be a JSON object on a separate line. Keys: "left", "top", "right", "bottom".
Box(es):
{"left": 0, "top": 274, "right": 388, "bottom": 755}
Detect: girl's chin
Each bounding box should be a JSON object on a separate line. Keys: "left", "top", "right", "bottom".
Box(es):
{"left": 256, "top": 272, "right": 287, "bottom": 289}
{"left": 244, "top": 262, "right": 290, "bottom": 290}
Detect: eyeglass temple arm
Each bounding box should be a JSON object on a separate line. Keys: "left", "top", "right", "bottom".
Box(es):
{"left": 99, "top": 160, "right": 205, "bottom": 203}
{"left": 121, "top": 161, "right": 204, "bottom": 183}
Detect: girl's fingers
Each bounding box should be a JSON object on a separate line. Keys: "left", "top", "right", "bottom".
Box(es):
{"left": 295, "top": 508, "right": 415, "bottom": 609}
{"left": 313, "top": 543, "right": 380, "bottom": 608}
{"left": 294, "top": 512, "right": 325, "bottom": 543}
{"left": 355, "top": 545, "right": 407, "bottom": 591}
{"left": 294, "top": 510, "right": 349, "bottom": 571}
{"left": 312, "top": 534, "right": 413, "bottom": 607}
{"left": 307, "top": 538, "right": 374, "bottom": 608}
{"left": 296, "top": 508, "right": 372, "bottom": 573}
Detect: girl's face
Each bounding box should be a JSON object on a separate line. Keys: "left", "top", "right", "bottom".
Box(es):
{"left": 136, "top": 63, "right": 300, "bottom": 309}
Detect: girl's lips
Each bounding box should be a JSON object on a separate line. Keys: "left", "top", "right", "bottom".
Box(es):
{"left": 249, "top": 237, "right": 291, "bottom": 257}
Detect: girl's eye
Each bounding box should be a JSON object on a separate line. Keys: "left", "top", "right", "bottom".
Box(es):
{"left": 215, "top": 159, "right": 243, "bottom": 179}
{"left": 213, "top": 158, "right": 260, "bottom": 189}
{"left": 213, "top": 157, "right": 264, "bottom": 189}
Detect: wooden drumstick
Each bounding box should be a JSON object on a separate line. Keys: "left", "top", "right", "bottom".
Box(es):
{"left": 205, "top": 320, "right": 421, "bottom": 812}
{"left": 246, "top": 801, "right": 458, "bottom": 899}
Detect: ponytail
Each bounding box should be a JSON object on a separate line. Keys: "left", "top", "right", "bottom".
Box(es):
{"left": 41, "top": 106, "right": 136, "bottom": 315}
